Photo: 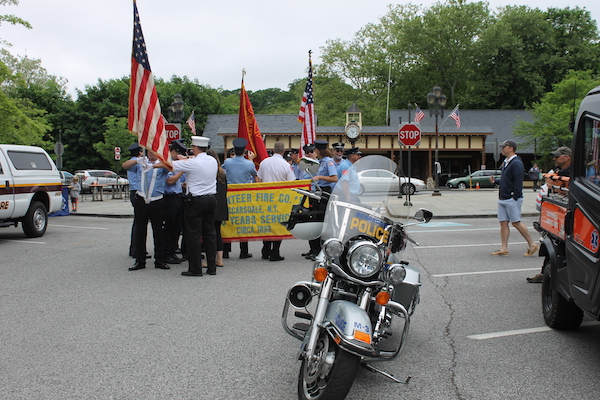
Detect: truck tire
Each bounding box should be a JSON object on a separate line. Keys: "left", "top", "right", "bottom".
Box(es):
{"left": 22, "top": 201, "right": 48, "bottom": 238}
{"left": 542, "top": 261, "right": 584, "bottom": 330}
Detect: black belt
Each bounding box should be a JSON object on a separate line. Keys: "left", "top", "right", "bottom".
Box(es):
{"left": 164, "top": 193, "right": 182, "bottom": 197}
{"left": 191, "top": 194, "right": 216, "bottom": 198}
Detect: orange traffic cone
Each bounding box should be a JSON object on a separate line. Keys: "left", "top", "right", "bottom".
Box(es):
{"left": 476, "top": 182, "right": 480, "bottom": 189}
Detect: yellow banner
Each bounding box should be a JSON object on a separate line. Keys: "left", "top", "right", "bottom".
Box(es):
{"left": 222, "top": 180, "right": 311, "bottom": 242}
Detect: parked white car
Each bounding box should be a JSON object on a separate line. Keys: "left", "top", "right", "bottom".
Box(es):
{"left": 357, "top": 169, "right": 426, "bottom": 195}
{"left": 74, "top": 170, "right": 129, "bottom": 193}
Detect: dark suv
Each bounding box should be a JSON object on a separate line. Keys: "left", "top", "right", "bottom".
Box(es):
{"left": 537, "top": 85, "right": 600, "bottom": 330}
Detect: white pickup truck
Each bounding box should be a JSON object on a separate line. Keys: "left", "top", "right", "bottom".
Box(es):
{"left": 0, "top": 144, "right": 63, "bottom": 237}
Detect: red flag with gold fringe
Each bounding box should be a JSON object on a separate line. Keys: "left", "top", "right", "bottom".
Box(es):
{"left": 238, "top": 80, "right": 268, "bottom": 167}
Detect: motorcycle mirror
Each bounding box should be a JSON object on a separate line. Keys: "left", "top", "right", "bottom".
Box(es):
{"left": 413, "top": 208, "right": 433, "bottom": 223}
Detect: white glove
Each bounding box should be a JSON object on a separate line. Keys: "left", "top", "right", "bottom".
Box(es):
{"left": 136, "top": 157, "right": 153, "bottom": 173}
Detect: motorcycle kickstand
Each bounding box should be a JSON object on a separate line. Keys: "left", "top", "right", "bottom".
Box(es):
{"left": 362, "top": 363, "right": 411, "bottom": 384}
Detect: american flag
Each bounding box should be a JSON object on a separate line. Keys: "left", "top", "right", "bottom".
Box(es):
{"left": 187, "top": 110, "right": 196, "bottom": 135}
{"left": 414, "top": 105, "right": 425, "bottom": 122}
{"left": 450, "top": 105, "right": 461, "bottom": 128}
{"left": 298, "top": 55, "right": 316, "bottom": 157}
{"left": 128, "top": 1, "right": 171, "bottom": 167}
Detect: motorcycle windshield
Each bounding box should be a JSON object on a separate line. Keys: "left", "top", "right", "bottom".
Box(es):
{"left": 322, "top": 155, "right": 397, "bottom": 244}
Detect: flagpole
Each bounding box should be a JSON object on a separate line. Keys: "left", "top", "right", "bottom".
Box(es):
{"left": 439, "top": 104, "right": 459, "bottom": 130}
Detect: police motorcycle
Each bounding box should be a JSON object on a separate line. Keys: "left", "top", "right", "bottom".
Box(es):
{"left": 282, "top": 155, "right": 432, "bottom": 400}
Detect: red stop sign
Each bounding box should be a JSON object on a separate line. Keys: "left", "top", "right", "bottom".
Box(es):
{"left": 398, "top": 123, "right": 421, "bottom": 146}
{"left": 165, "top": 123, "right": 181, "bottom": 144}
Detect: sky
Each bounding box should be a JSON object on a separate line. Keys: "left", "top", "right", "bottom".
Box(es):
{"left": 2, "top": 0, "right": 600, "bottom": 98}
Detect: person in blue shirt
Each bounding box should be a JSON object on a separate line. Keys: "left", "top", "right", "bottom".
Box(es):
{"left": 305, "top": 140, "right": 338, "bottom": 260}
{"left": 289, "top": 148, "right": 302, "bottom": 179}
{"left": 222, "top": 137, "right": 256, "bottom": 259}
{"left": 337, "top": 147, "right": 362, "bottom": 201}
{"left": 126, "top": 143, "right": 144, "bottom": 259}
{"left": 163, "top": 139, "right": 187, "bottom": 265}
{"left": 123, "top": 149, "right": 170, "bottom": 271}
{"left": 312, "top": 139, "right": 338, "bottom": 192}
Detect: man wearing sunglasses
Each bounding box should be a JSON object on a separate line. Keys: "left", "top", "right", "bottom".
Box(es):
{"left": 331, "top": 142, "right": 345, "bottom": 168}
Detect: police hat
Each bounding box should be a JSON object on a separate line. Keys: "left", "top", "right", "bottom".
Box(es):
{"left": 344, "top": 147, "right": 362, "bottom": 156}
{"left": 169, "top": 139, "right": 188, "bottom": 155}
{"left": 302, "top": 144, "right": 315, "bottom": 153}
{"left": 128, "top": 142, "right": 142, "bottom": 155}
{"left": 314, "top": 140, "right": 328, "bottom": 150}
{"left": 331, "top": 142, "right": 345, "bottom": 149}
{"left": 233, "top": 137, "right": 248, "bottom": 149}
{"left": 289, "top": 148, "right": 299, "bottom": 154}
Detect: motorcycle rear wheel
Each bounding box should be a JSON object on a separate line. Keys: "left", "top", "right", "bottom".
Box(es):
{"left": 298, "top": 332, "right": 360, "bottom": 400}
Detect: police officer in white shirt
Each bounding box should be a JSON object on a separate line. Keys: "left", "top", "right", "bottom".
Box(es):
{"left": 171, "top": 136, "right": 219, "bottom": 276}
{"left": 257, "top": 141, "right": 295, "bottom": 261}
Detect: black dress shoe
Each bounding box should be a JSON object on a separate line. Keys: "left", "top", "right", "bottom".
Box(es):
{"left": 240, "top": 253, "right": 253, "bottom": 259}
{"left": 181, "top": 271, "right": 203, "bottom": 277}
{"left": 301, "top": 252, "right": 311, "bottom": 257}
{"left": 206, "top": 269, "right": 217, "bottom": 275}
{"left": 165, "top": 256, "right": 181, "bottom": 264}
{"left": 270, "top": 256, "right": 285, "bottom": 262}
{"left": 304, "top": 253, "right": 317, "bottom": 259}
{"left": 262, "top": 255, "right": 270, "bottom": 260}
{"left": 155, "top": 262, "right": 170, "bottom": 270}
{"left": 128, "top": 263, "right": 145, "bottom": 271}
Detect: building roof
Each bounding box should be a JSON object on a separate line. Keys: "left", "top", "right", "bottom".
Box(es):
{"left": 203, "top": 109, "right": 534, "bottom": 154}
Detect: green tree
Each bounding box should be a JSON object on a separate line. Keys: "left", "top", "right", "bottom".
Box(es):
{"left": 0, "top": 0, "right": 31, "bottom": 46}
{"left": 93, "top": 116, "right": 132, "bottom": 173}
{"left": 514, "top": 70, "right": 600, "bottom": 169}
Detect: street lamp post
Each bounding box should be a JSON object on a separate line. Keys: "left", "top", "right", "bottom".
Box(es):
{"left": 427, "top": 86, "right": 447, "bottom": 196}
{"left": 169, "top": 93, "right": 185, "bottom": 123}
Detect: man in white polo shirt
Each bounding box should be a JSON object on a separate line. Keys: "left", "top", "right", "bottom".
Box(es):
{"left": 257, "top": 141, "right": 295, "bottom": 261}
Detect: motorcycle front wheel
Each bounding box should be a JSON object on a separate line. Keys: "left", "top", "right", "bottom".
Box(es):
{"left": 298, "top": 331, "right": 360, "bottom": 400}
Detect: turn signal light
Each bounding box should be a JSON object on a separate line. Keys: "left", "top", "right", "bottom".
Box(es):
{"left": 376, "top": 291, "right": 390, "bottom": 305}
{"left": 313, "top": 267, "right": 328, "bottom": 282}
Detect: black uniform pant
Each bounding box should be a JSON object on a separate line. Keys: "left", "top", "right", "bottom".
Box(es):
{"left": 184, "top": 195, "right": 217, "bottom": 274}
{"left": 163, "top": 194, "right": 183, "bottom": 257}
{"left": 129, "top": 190, "right": 139, "bottom": 256}
{"left": 133, "top": 195, "right": 165, "bottom": 266}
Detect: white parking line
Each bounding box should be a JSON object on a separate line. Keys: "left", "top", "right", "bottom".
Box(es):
{"left": 468, "top": 321, "right": 600, "bottom": 340}
{"left": 417, "top": 241, "right": 529, "bottom": 249}
{"left": 5, "top": 239, "right": 46, "bottom": 244}
{"left": 411, "top": 227, "right": 537, "bottom": 233}
{"left": 51, "top": 224, "right": 108, "bottom": 230}
{"left": 432, "top": 267, "right": 539, "bottom": 278}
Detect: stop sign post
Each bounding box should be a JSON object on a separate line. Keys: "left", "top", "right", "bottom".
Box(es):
{"left": 398, "top": 123, "right": 421, "bottom": 206}
{"left": 398, "top": 123, "right": 421, "bottom": 146}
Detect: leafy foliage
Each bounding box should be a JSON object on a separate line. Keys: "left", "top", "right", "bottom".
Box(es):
{"left": 513, "top": 70, "right": 600, "bottom": 169}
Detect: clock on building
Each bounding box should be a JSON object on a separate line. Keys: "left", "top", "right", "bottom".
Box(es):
{"left": 345, "top": 123, "right": 361, "bottom": 140}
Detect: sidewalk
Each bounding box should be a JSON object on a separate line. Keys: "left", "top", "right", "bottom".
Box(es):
{"left": 71, "top": 188, "right": 540, "bottom": 219}
{"left": 385, "top": 188, "right": 539, "bottom": 219}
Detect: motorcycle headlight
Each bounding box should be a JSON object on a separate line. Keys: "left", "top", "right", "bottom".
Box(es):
{"left": 347, "top": 242, "right": 382, "bottom": 277}
{"left": 386, "top": 264, "right": 407, "bottom": 284}
{"left": 323, "top": 238, "right": 344, "bottom": 259}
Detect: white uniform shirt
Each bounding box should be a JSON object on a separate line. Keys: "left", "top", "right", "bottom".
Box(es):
{"left": 171, "top": 153, "right": 217, "bottom": 196}
{"left": 257, "top": 153, "right": 295, "bottom": 183}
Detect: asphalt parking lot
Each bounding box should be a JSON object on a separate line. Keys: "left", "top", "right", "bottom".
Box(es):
{"left": 2, "top": 212, "right": 600, "bottom": 399}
